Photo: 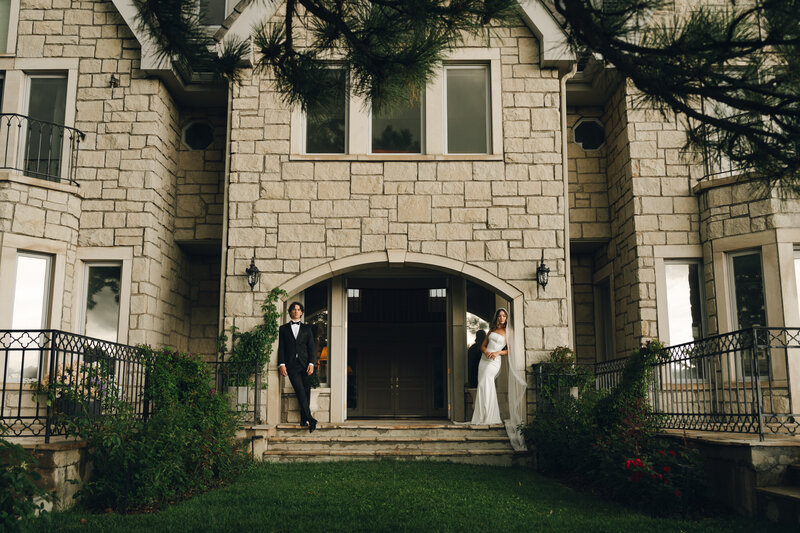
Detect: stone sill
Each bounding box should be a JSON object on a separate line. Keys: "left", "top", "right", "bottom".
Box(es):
{"left": 692, "top": 171, "right": 758, "bottom": 194}
{"left": 0, "top": 171, "right": 82, "bottom": 197}
{"left": 289, "top": 154, "right": 504, "bottom": 162}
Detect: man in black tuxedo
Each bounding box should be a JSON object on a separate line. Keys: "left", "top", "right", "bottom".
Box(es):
{"left": 277, "top": 301, "right": 318, "bottom": 433}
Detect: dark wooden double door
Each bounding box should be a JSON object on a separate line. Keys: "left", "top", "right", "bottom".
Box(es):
{"left": 347, "top": 286, "right": 447, "bottom": 418}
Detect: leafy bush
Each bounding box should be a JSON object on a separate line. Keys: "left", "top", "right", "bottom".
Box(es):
{"left": 524, "top": 341, "right": 705, "bottom": 516}
{"left": 66, "top": 347, "right": 250, "bottom": 512}
{"left": 0, "top": 432, "right": 49, "bottom": 531}
{"left": 221, "top": 287, "right": 286, "bottom": 386}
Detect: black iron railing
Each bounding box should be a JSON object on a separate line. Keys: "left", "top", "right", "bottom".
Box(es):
{"left": 209, "top": 361, "right": 262, "bottom": 425}
{"left": 534, "top": 327, "right": 800, "bottom": 439}
{"left": 0, "top": 113, "right": 85, "bottom": 185}
{"left": 0, "top": 330, "right": 149, "bottom": 442}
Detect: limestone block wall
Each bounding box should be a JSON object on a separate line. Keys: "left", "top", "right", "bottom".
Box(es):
{"left": 15, "top": 0, "right": 193, "bottom": 348}
{"left": 223, "top": 15, "right": 572, "bottom": 399}
{"left": 602, "top": 81, "right": 702, "bottom": 356}
{"left": 175, "top": 109, "right": 226, "bottom": 244}
{"left": 698, "top": 181, "right": 800, "bottom": 334}
{"left": 0, "top": 178, "right": 81, "bottom": 330}
{"left": 567, "top": 107, "right": 610, "bottom": 241}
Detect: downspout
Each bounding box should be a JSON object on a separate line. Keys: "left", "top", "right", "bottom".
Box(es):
{"left": 559, "top": 64, "right": 578, "bottom": 349}
{"left": 217, "top": 81, "right": 234, "bottom": 360}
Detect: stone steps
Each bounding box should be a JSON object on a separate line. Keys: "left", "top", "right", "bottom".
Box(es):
{"left": 757, "top": 462, "right": 800, "bottom": 525}
{"left": 261, "top": 422, "right": 530, "bottom": 466}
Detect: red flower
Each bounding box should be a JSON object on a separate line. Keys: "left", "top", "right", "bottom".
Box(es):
{"left": 675, "top": 489, "right": 682, "bottom": 497}
{"left": 668, "top": 450, "right": 676, "bottom": 457}
{"left": 658, "top": 450, "right": 665, "bottom": 456}
{"left": 663, "top": 466, "right": 671, "bottom": 472}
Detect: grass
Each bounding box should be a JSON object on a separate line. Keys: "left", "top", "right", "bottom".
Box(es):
{"left": 29, "top": 461, "right": 790, "bottom": 532}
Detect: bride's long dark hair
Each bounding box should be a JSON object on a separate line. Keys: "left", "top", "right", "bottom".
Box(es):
{"left": 489, "top": 308, "right": 508, "bottom": 331}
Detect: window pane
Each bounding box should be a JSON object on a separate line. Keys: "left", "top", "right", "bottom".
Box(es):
{"left": 665, "top": 262, "right": 704, "bottom": 345}
{"left": 200, "top": 0, "right": 226, "bottom": 25}
{"left": 0, "top": 0, "right": 9, "bottom": 54}
{"left": 795, "top": 250, "right": 800, "bottom": 319}
{"left": 84, "top": 265, "right": 122, "bottom": 342}
{"left": 731, "top": 253, "right": 766, "bottom": 329}
{"left": 26, "top": 76, "right": 68, "bottom": 180}
{"left": 306, "top": 70, "right": 347, "bottom": 154}
{"left": 305, "top": 281, "right": 329, "bottom": 385}
{"left": 11, "top": 254, "right": 51, "bottom": 329}
{"left": 446, "top": 67, "right": 489, "bottom": 154}
{"left": 10, "top": 253, "right": 51, "bottom": 381}
{"left": 372, "top": 95, "right": 422, "bottom": 153}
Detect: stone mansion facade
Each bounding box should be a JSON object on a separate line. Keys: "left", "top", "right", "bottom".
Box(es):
{"left": 2, "top": 0, "right": 799, "bottom": 426}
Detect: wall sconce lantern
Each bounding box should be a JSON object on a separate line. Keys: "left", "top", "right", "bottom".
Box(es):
{"left": 246, "top": 256, "right": 260, "bottom": 291}
{"left": 536, "top": 250, "right": 550, "bottom": 291}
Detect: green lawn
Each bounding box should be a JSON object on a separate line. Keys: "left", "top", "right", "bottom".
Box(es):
{"left": 30, "top": 461, "right": 789, "bottom": 532}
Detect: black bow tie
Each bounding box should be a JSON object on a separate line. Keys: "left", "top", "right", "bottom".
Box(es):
{"left": 291, "top": 321, "right": 301, "bottom": 326}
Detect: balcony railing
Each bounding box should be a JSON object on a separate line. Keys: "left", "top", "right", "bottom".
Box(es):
{"left": 534, "top": 327, "right": 800, "bottom": 439}
{"left": 0, "top": 113, "right": 85, "bottom": 186}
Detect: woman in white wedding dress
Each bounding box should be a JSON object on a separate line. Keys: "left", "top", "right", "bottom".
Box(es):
{"left": 471, "top": 308, "right": 508, "bottom": 425}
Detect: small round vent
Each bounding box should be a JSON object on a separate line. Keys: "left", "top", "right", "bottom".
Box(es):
{"left": 182, "top": 121, "right": 215, "bottom": 150}
{"left": 574, "top": 119, "right": 606, "bottom": 151}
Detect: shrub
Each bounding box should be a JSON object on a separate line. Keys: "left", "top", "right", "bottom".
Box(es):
{"left": 66, "top": 347, "right": 250, "bottom": 512}
{"left": 0, "top": 432, "right": 49, "bottom": 531}
{"left": 524, "top": 341, "right": 705, "bottom": 516}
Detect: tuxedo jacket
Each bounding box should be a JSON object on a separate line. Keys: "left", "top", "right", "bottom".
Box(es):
{"left": 277, "top": 322, "right": 317, "bottom": 372}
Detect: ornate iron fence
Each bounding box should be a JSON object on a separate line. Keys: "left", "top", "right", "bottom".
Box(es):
{"left": 209, "top": 361, "right": 263, "bottom": 425}
{"left": 533, "top": 327, "right": 800, "bottom": 439}
{"left": 0, "top": 113, "right": 85, "bottom": 185}
{"left": 0, "top": 330, "right": 149, "bottom": 442}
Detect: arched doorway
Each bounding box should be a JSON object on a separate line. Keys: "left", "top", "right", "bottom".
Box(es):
{"left": 271, "top": 251, "right": 524, "bottom": 425}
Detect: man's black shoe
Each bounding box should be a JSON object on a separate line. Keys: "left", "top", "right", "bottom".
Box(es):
{"left": 309, "top": 419, "right": 317, "bottom": 433}
{"left": 300, "top": 420, "right": 308, "bottom": 427}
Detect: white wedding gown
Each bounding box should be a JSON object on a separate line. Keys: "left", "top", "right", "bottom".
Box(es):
{"left": 471, "top": 331, "right": 504, "bottom": 425}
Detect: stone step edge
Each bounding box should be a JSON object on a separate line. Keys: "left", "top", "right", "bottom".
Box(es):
{"left": 269, "top": 436, "right": 510, "bottom": 443}
{"left": 263, "top": 449, "right": 527, "bottom": 457}
{"left": 274, "top": 424, "right": 505, "bottom": 431}
{"left": 756, "top": 486, "right": 800, "bottom": 500}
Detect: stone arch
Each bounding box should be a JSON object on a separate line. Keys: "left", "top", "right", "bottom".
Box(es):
{"left": 279, "top": 250, "right": 523, "bottom": 302}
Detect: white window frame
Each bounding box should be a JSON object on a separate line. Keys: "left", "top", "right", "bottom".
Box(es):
{"left": 73, "top": 248, "right": 133, "bottom": 345}
{"left": 727, "top": 249, "right": 767, "bottom": 331}
{"left": 22, "top": 73, "right": 70, "bottom": 180}
{"left": 289, "top": 49, "right": 502, "bottom": 158}
{"left": 11, "top": 250, "right": 53, "bottom": 330}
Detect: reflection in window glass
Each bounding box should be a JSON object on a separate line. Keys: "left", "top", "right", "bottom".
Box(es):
{"left": 306, "top": 69, "right": 347, "bottom": 154}
{"left": 84, "top": 264, "right": 122, "bottom": 342}
{"left": 730, "top": 251, "right": 768, "bottom": 377}
{"left": 372, "top": 94, "right": 422, "bottom": 153}
{"left": 665, "top": 262, "right": 704, "bottom": 345}
{"left": 0, "top": 0, "right": 10, "bottom": 54}
{"left": 10, "top": 253, "right": 51, "bottom": 380}
{"left": 446, "top": 66, "right": 489, "bottom": 154}
{"left": 795, "top": 250, "right": 800, "bottom": 319}
{"left": 305, "top": 281, "right": 329, "bottom": 385}
{"left": 26, "top": 76, "right": 68, "bottom": 180}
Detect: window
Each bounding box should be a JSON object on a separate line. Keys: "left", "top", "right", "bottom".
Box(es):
{"left": 199, "top": 0, "right": 226, "bottom": 25}
{"left": 9, "top": 252, "right": 52, "bottom": 380}
{"left": 664, "top": 261, "right": 706, "bottom": 380}
{"left": 428, "top": 288, "right": 446, "bottom": 312}
{"left": 795, "top": 249, "right": 800, "bottom": 320}
{"left": 82, "top": 263, "right": 122, "bottom": 342}
{"left": 664, "top": 261, "right": 705, "bottom": 345}
{"left": 574, "top": 119, "right": 606, "bottom": 150}
{"left": 728, "top": 250, "right": 769, "bottom": 377}
{"left": 445, "top": 65, "right": 490, "bottom": 154}
{"left": 0, "top": 0, "right": 10, "bottom": 53}
{"left": 305, "top": 69, "right": 347, "bottom": 154}
{"left": 24, "top": 74, "right": 68, "bottom": 181}
{"left": 372, "top": 92, "right": 422, "bottom": 154}
{"left": 304, "top": 281, "right": 330, "bottom": 385}
{"left": 595, "top": 278, "right": 614, "bottom": 361}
